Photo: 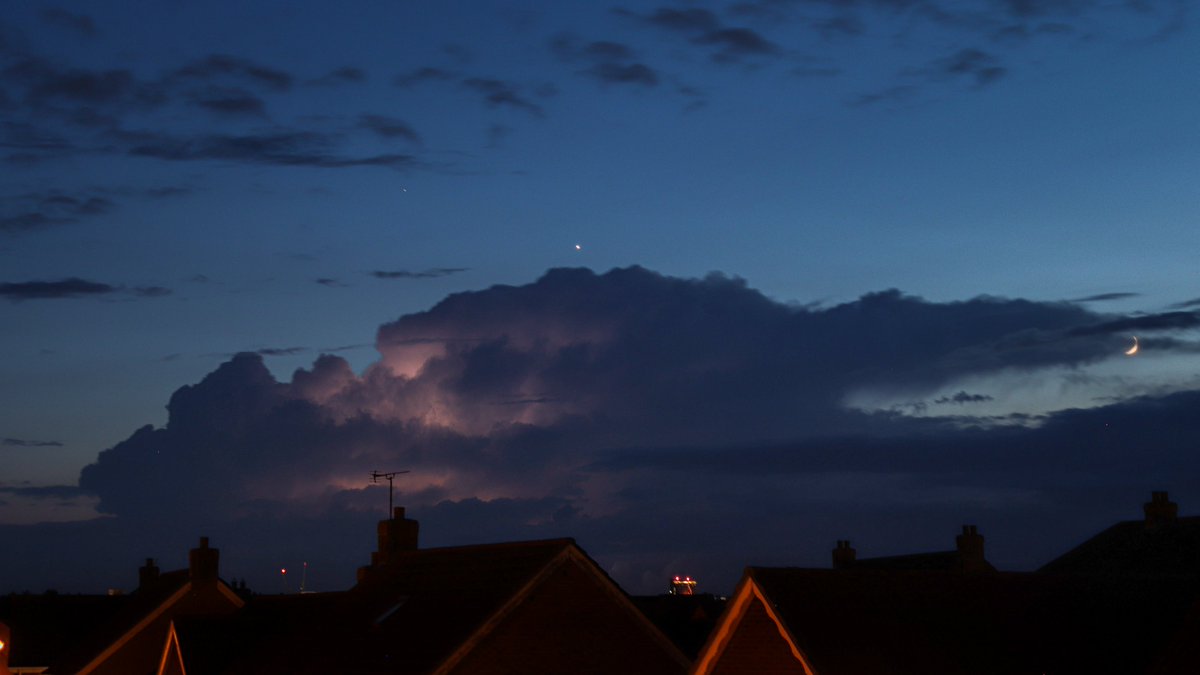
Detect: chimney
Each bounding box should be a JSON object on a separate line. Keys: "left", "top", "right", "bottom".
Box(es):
{"left": 956, "top": 525, "right": 986, "bottom": 571}
{"left": 138, "top": 558, "right": 160, "bottom": 589}
{"left": 1144, "top": 491, "right": 1178, "bottom": 528}
{"left": 189, "top": 536, "right": 220, "bottom": 582}
{"left": 372, "top": 507, "right": 420, "bottom": 566}
{"left": 832, "top": 540, "right": 857, "bottom": 569}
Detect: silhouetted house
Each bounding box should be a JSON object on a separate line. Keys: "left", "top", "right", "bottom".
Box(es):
{"left": 1040, "top": 491, "right": 1200, "bottom": 579}
{"left": 695, "top": 503, "right": 1200, "bottom": 675}
{"left": 632, "top": 593, "right": 726, "bottom": 661}
{"left": 0, "top": 593, "right": 125, "bottom": 674}
{"left": 49, "top": 538, "right": 244, "bottom": 675}
{"left": 831, "top": 525, "right": 995, "bottom": 573}
{"left": 156, "top": 508, "right": 689, "bottom": 674}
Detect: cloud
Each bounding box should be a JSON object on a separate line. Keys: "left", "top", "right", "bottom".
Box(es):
{"left": 0, "top": 277, "right": 115, "bottom": 300}
{"left": 693, "top": 28, "right": 781, "bottom": 62}
{"left": 933, "top": 48, "right": 1007, "bottom": 86}
{"left": 393, "top": 67, "right": 457, "bottom": 87}
{"left": 358, "top": 114, "right": 420, "bottom": 142}
{"left": 460, "top": 78, "right": 545, "bottom": 116}
{"left": 0, "top": 277, "right": 171, "bottom": 301}
{"left": 616, "top": 7, "right": 779, "bottom": 63}
{"left": 549, "top": 34, "right": 659, "bottom": 87}
{"left": 254, "top": 346, "right": 308, "bottom": 357}
{"left": 1, "top": 186, "right": 188, "bottom": 234}
{"left": 1070, "top": 292, "right": 1140, "bottom": 303}
{"left": 188, "top": 87, "right": 267, "bottom": 117}
{"left": 1067, "top": 310, "right": 1200, "bottom": 336}
{"left": 619, "top": 8, "right": 720, "bottom": 33}
{"left": 171, "top": 54, "right": 292, "bottom": 91}
{"left": 3, "top": 438, "right": 64, "bottom": 448}
{"left": 933, "top": 391, "right": 995, "bottom": 405}
{"left": 123, "top": 129, "right": 418, "bottom": 170}
{"left": 39, "top": 8, "right": 97, "bottom": 38}
{"left": 308, "top": 66, "right": 366, "bottom": 86}
{"left": 370, "top": 268, "right": 469, "bottom": 280}
{"left": 12, "top": 266, "right": 1200, "bottom": 595}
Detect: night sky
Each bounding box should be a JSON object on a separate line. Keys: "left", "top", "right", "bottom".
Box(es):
{"left": 3, "top": 2, "right": 1199, "bottom": 595}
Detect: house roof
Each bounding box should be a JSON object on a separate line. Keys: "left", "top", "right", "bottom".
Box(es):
{"left": 844, "top": 549, "right": 996, "bottom": 572}
{"left": 632, "top": 594, "right": 726, "bottom": 659}
{"left": 0, "top": 593, "right": 127, "bottom": 668}
{"left": 1039, "top": 515, "right": 1200, "bottom": 578}
{"left": 697, "top": 567, "right": 1200, "bottom": 675}
{"left": 175, "top": 538, "right": 686, "bottom": 675}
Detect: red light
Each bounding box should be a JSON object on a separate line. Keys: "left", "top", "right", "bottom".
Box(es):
{"left": 281, "top": 568, "right": 287, "bottom": 575}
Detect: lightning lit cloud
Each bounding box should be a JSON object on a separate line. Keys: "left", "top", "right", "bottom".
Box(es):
{"left": 8, "top": 267, "right": 1200, "bottom": 594}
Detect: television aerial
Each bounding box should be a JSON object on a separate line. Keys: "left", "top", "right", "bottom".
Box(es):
{"left": 370, "top": 469, "right": 410, "bottom": 515}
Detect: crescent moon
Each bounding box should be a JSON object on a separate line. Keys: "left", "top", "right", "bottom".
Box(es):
{"left": 1124, "top": 336, "right": 1139, "bottom": 356}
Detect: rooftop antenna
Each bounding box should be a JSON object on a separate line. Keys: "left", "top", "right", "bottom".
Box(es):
{"left": 370, "top": 469, "right": 410, "bottom": 516}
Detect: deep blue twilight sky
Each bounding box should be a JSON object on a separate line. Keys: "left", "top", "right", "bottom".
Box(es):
{"left": 2, "top": 2, "right": 1199, "bottom": 595}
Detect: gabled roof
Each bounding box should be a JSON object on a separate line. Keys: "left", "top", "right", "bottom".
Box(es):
{"left": 694, "top": 567, "right": 1200, "bottom": 675}
{"left": 174, "top": 538, "right": 686, "bottom": 675}
{"left": 54, "top": 569, "right": 243, "bottom": 674}
{"left": 0, "top": 593, "right": 127, "bottom": 669}
{"left": 1039, "top": 515, "right": 1200, "bottom": 578}
{"left": 845, "top": 549, "right": 996, "bottom": 572}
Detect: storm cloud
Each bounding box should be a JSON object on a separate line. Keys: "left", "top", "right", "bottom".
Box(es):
{"left": 15, "top": 267, "right": 1187, "bottom": 594}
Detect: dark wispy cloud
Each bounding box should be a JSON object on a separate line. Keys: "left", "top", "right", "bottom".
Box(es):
{"left": 357, "top": 114, "right": 420, "bottom": 142}
{"left": 1168, "top": 297, "right": 1200, "bottom": 310}
{"left": 3, "top": 56, "right": 164, "bottom": 109}
{"left": 315, "top": 277, "right": 345, "bottom": 287}
{"left": 1, "top": 190, "right": 114, "bottom": 233}
{"left": 39, "top": 8, "right": 97, "bottom": 38}
{"left": 1070, "top": 292, "right": 1140, "bottom": 303}
{"left": 932, "top": 47, "right": 1007, "bottom": 86}
{"left": 933, "top": 391, "right": 995, "bottom": 405}
{"left": 308, "top": 66, "right": 366, "bottom": 86}
{"left": 0, "top": 484, "right": 87, "bottom": 498}
{"left": 170, "top": 54, "right": 293, "bottom": 92}
{"left": 694, "top": 27, "right": 781, "bottom": 62}
{"left": 618, "top": 7, "right": 720, "bottom": 33}
{"left": 549, "top": 34, "right": 659, "bottom": 87}
{"left": 254, "top": 346, "right": 308, "bottom": 357}
{"left": 3, "top": 437, "right": 64, "bottom": 448}
{"left": 616, "top": 6, "right": 779, "bottom": 63}
{"left": 0, "top": 277, "right": 171, "bottom": 301}
{"left": 123, "top": 129, "right": 418, "bottom": 170}
{"left": 187, "top": 87, "right": 267, "bottom": 117}
{"left": 461, "top": 77, "right": 546, "bottom": 116}
{"left": 1068, "top": 311, "right": 1200, "bottom": 336}
{"left": 393, "top": 67, "right": 457, "bottom": 87}
{"left": 370, "top": 268, "right": 469, "bottom": 280}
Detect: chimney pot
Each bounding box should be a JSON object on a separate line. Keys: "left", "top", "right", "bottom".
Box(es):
{"left": 138, "top": 557, "right": 160, "bottom": 589}
{"left": 1144, "top": 491, "right": 1178, "bottom": 528}
{"left": 189, "top": 536, "right": 220, "bottom": 582}
{"left": 956, "top": 524, "right": 986, "bottom": 571}
{"left": 832, "top": 539, "right": 857, "bottom": 569}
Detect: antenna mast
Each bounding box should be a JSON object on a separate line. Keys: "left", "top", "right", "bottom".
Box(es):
{"left": 370, "top": 469, "right": 410, "bottom": 515}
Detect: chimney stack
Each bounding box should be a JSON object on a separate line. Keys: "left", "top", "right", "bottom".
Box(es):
{"left": 956, "top": 525, "right": 986, "bottom": 571}
{"left": 832, "top": 540, "right": 857, "bottom": 569}
{"left": 1144, "top": 491, "right": 1178, "bottom": 528}
{"left": 138, "top": 558, "right": 160, "bottom": 589}
{"left": 189, "top": 536, "right": 220, "bottom": 582}
{"left": 372, "top": 507, "right": 420, "bottom": 566}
